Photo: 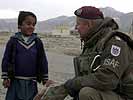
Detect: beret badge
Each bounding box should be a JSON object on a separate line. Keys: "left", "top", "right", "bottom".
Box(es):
{"left": 76, "top": 8, "right": 82, "bottom": 16}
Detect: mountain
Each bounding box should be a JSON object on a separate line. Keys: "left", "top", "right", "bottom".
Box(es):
{"left": 100, "top": 7, "right": 125, "bottom": 18}
{"left": 36, "top": 16, "right": 75, "bottom": 33}
{"left": 100, "top": 7, "right": 133, "bottom": 32}
{"left": 0, "top": 18, "right": 17, "bottom": 32}
{"left": 119, "top": 12, "right": 133, "bottom": 32}
{"left": 0, "top": 7, "right": 132, "bottom": 33}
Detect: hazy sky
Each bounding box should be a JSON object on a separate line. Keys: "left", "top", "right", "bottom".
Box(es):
{"left": 0, "top": 0, "right": 133, "bottom": 21}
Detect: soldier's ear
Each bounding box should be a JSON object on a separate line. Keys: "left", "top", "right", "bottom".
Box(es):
{"left": 87, "top": 20, "right": 95, "bottom": 28}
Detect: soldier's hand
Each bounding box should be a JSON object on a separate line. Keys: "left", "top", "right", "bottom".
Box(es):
{"left": 42, "top": 85, "right": 68, "bottom": 100}
{"left": 44, "top": 80, "right": 55, "bottom": 87}
{"left": 33, "top": 94, "right": 42, "bottom": 100}
{"left": 34, "top": 86, "right": 49, "bottom": 100}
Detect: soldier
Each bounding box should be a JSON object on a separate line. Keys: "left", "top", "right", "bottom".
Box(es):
{"left": 42, "top": 6, "right": 133, "bottom": 100}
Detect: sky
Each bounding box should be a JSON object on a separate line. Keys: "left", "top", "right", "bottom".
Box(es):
{"left": 0, "top": 0, "right": 133, "bottom": 21}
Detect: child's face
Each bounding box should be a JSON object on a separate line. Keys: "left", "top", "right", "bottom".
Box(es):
{"left": 19, "top": 16, "right": 36, "bottom": 36}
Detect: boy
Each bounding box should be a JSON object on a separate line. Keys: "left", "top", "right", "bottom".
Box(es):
{"left": 1, "top": 11, "right": 49, "bottom": 100}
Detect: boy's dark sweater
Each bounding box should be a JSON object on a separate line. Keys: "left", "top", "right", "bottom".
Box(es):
{"left": 2, "top": 32, "right": 48, "bottom": 81}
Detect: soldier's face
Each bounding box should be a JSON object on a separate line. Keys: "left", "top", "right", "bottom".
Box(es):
{"left": 76, "top": 17, "right": 94, "bottom": 41}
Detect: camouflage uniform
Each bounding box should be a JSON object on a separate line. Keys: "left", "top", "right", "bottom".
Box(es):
{"left": 64, "top": 17, "right": 133, "bottom": 100}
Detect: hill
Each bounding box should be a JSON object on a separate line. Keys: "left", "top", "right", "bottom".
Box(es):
{"left": 0, "top": 7, "right": 132, "bottom": 33}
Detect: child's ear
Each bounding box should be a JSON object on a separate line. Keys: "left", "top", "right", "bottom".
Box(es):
{"left": 18, "top": 25, "right": 21, "bottom": 32}
{"left": 18, "top": 25, "right": 21, "bottom": 29}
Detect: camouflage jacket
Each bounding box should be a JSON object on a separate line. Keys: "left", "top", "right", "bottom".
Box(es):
{"left": 65, "top": 17, "right": 133, "bottom": 99}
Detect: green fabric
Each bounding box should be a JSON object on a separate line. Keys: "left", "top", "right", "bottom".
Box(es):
{"left": 74, "top": 52, "right": 100, "bottom": 76}
{"left": 121, "top": 64, "right": 133, "bottom": 99}
{"left": 69, "top": 17, "right": 133, "bottom": 99}
{"left": 79, "top": 87, "right": 124, "bottom": 100}
{"left": 74, "top": 17, "right": 119, "bottom": 76}
{"left": 42, "top": 85, "right": 68, "bottom": 100}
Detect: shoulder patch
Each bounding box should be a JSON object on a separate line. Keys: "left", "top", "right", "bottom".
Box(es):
{"left": 111, "top": 45, "right": 121, "bottom": 56}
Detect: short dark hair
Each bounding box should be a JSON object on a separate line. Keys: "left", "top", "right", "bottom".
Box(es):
{"left": 18, "top": 11, "right": 37, "bottom": 28}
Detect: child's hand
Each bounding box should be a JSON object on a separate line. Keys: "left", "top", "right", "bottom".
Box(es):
{"left": 3, "top": 79, "right": 10, "bottom": 88}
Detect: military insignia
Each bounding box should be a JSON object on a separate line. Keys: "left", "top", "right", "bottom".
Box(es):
{"left": 111, "top": 45, "right": 121, "bottom": 56}
{"left": 76, "top": 8, "right": 82, "bottom": 15}
{"left": 103, "top": 58, "right": 120, "bottom": 68}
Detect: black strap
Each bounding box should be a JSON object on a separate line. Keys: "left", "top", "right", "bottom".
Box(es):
{"left": 35, "top": 38, "right": 44, "bottom": 83}
{"left": 7, "top": 37, "right": 17, "bottom": 79}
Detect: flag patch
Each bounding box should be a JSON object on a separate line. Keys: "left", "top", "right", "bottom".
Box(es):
{"left": 111, "top": 45, "right": 121, "bottom": 56}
